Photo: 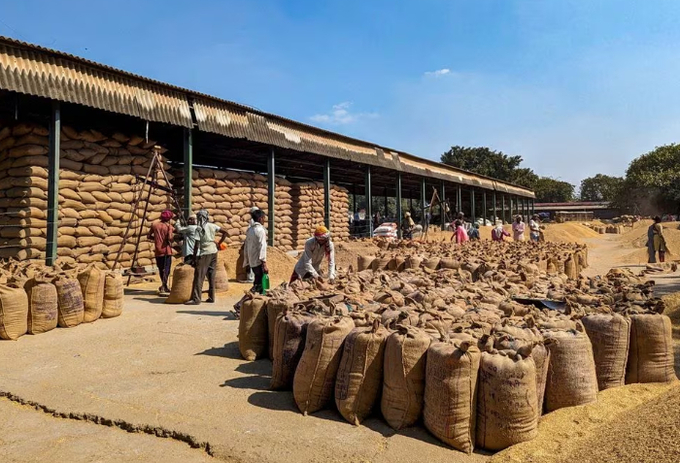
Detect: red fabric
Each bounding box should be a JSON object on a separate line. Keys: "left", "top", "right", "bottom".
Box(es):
{"left": 150, "top": 222, "right": 173, "bottom": 257}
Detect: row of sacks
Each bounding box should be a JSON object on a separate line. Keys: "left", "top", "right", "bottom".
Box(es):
{"left": 0, "top": 262, "right": 124, "bottom": 340}
{"left": 358, "top": 240, "right": 588, "bottom": 281}
{"left": 236, "top": 265, "right": 675, "bottom": 453}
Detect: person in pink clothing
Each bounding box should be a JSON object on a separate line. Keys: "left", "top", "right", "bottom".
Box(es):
{"left": 450, "top": 219, "right": 469, "bottom": 244}
{"left": 491, "top": 221, "right": 511, "bottom": 241}
{"left": 512, "top": 216, "right": 526, "bottom": 241}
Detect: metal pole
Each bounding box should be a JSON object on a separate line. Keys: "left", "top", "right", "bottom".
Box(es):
{"left": 420, "top": 178, "right": 426, "bottom": 229}
{"left": 268, "top": 148, "right": 275, "bottom": 246}
{"left": 440, "top": 182, "right": 446, "bottom": 230}
{"left": 482, "top": 191, "right": 487, "bottom": 226}
{"left": 46, "top": 101, "right": 60, "bottom": 266}
{"left": 365, "top": 165, "right": 373, "bottom": 237}
{"left": 352, "top": 184, "right": 357, "bottom": 214}
{"left": 323, "top": 157, "right": 331, "bottom": 230}
{"left": 492, "top": 192, "right": 497, "bottom": 225}
{"left": 396, "top": 172, "right": 403, "bottom": 238}
{"left": 183, "top": 128, "right": 193, "bottom": 218}
{"left": 384, "top": 187, "right": 388, "bottom": 218}
{"left": 470, "top": 189, "right": 476, "bottom": 225}
{"left": 457, "top": 185, "right": 462, "bottom": 216}
{"left": 502, "top": 195, "right": 506, "bottom": 224}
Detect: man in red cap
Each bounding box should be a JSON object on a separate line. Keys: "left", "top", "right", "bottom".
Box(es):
{"left": 147, "top": 209, "right": 174, "bottom": 296}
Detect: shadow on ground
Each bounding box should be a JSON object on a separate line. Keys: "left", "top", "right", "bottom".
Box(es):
{"left": 196, "top": 342, "right": 242, "bottom": 360}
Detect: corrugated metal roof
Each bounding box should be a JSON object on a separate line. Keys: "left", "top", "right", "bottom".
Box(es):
{"left": 0, "top": 38, "right": 192, "bottom": 127}
{"left": 0, "top": 35, "right": 535, "bottom": 198}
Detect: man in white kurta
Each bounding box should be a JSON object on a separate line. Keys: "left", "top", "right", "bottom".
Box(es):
{"left": 243, "top": 209, "right": 268, "bottom": 293}
{"left": 291, "top": 225, "right": 336, "bottom": 283}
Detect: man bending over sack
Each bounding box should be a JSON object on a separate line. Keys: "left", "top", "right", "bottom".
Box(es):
{"left": 290, "top": 225, "right": 336, "bottom": 283}
{"left": 185, "top": 210, "right": 228, "bottom": 305}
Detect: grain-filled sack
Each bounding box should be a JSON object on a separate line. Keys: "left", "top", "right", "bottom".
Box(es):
{"left": 381, "top": 325, "right": 431, "bottom": 430}
{"left": 267, "top": 297, "right": 298, "bottom": 360}
{"left": 335, "top": 322, "right": 389, "bottom": 425}
{"left": 357, "top": 255, "right": 375, "bottom": 271}
{"left": 476, "top": 351, "right": 539, "bottom": 451}
{"left": 372, "top": 257, "right": 391, "bottom": 271}
{"left": 25, "top": 276, "right": 58, "bottom": 334}
{"left": 215, "top": 251, "right": 229, "bottom": 291}
{"left": 0, "top": 284, "right": 29, "bottom": 340}
{"left": 423, "top": 340, "right": 481, "bottom": 454}
{"left": 53, "top": 275, "right": 84, "bottom": 328}
{"left": 238, "top": 293, "right": 269, "bottom": 361}
{"left": 422, "top": 257, "right": 440, "bottom": 270}
{"left": 405, "top": 256, "right": 423, "bottom": 269}
{"left": 533, "top": 343, "right": 550, "bottom": 413}
{"left": 543, "top": 327, "right": 599, "bottom": 412}
{"left": 582, "top": 313, "right": 630, "bottom": 390}
{"left": 77, "top": 265, "right": 105, "bottom": 323}
{"left": 626, "top": 314, "right": 676, "bottom": 384}
{"left": 102, "top": 272, "right": 124, "bottom": 318}
{"left": 293, "top": 316, "right": 354, "bottom": 415}
{"left": 271, "top": 309, "right": 313, "bottom": 390}
{"left": 165, "top": 264, "right": 194, "bottom": 304}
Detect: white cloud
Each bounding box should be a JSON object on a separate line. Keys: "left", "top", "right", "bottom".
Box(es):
{"left": 424, "top": 68, "right": 451, "bottom": 77}
{"left": 310, "top": 102, "right": 377, "bottom": 125}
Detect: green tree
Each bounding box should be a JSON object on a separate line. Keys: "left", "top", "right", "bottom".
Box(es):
{"left": 579, "top": 174, "right": 624, "bottom": 202}
{"left": 532, "top": 177, "right": 575, "bottom": 203}
{"left": 440, "top": 146, "right": 537, "bottom": 188}
{"left": 615, "top": 144, "right": 680, "bottom": 214}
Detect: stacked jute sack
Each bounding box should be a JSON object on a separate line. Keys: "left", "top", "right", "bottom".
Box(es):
{"left": 358, "top": 240, "right": 588, "bottom": 281}
{"left": 0, "top": 121, "right": 173, "bottom": 269}
{"left": 0, "top": 260, "right": 124, "bottom": 341}
{"left": 172, "top": 167, "right": 296, "bottom": 250}
{"left": 291, "top": 182, "right": 350, "bottom": 248}
{"left": 237, "top": 243, "right": 676, "bottom": 454}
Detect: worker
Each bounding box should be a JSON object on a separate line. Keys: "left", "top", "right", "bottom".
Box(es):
{"left": 450, "top": 219, "right": 469, "bottom": 244}
{"left": 291, "top": 225, "right": 336, "bottom": 283}
{"left": 491, "top": 221, "right": 511, "bottom": 241}
{"left": 512, "top": 215, "right": 526, "bottom": 241}
{"left": 423, "top": 204, "right": 431, "bottom": 233}
{"left": 246, "top": 206, "right": 260, "bottom": 283}
{"left": 648, "top": 216, "right": 667, "bottom": 263}
{"left": 529, "top": 215, "right": 541, "bottom": 242}
{"left": 148, "top": 209, "right": 174, "bottom": 296}
{"left": 243, "top": 209, "right": 268, "bottom": 293}
{"left": 468, "top": 222, "right": 480, "bottom": 241}
{"left": 175, "top": 214, "right": 198, "bottom": 265}
{"left": 401, "top": 212, "right": 415, "bottom": 239}
{"left": 185, "top": 210, "right": 228, "bottom": 305}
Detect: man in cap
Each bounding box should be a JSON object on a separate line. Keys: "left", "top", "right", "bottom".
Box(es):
{"left": 401, "top": 211, "right": 415, "bottom": 239}
{"left": 291, "top": 225, "right": 336, "bottom": 283}
{"left": 243, "top": 209, "right": 268, "bottom": 293}
{"left": 186, "top": 209, "right": 228, "bottom": 305}
{"left": 147, "top": 209, "right": 174, "bottom": 296}
{"left": 175, "top": 214, "right": 199, "bottom": 265}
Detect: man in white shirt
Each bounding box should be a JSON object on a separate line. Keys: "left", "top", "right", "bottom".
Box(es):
{"left": 529, "top": 215, "right": 541, "bottom": 242}
{"left": 243, "top": 209, "right": 268, "bottom": 293}
{"left": 290, "top": 225, "right": 336, "bottom": 283}
{"left": 186, "top": 210, "right": 228, "bottom": 305}
{"left": 175, "top": 214, "right": 199, "bottom": 264}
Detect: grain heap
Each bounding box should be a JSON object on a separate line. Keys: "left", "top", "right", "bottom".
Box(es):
{"left": 237, "top": 240, "right": 676, "bottom": 455}
{"left": 0, "top": 260, "right": 123, "bottom": 341}
{"left": 0, "top": 121, "right": 172, "bottom": 269}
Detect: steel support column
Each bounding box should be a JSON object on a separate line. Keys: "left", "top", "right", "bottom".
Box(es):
{"left": 470, "top": 189, "right": 476, "bottom": 224}
{"left": 352, "top": 184, "right": 357, "bottom": 214}
{"left": 457, "top": 185, "right": 462, "bottom": 215}
{"left": 366, "top": 165, "right": 373, "bottom": 237}
{"left": 46, "top": 101, "right": 60, "bottom": 266}
{"left": 502, "top": 195, "right": 506, "bottom": 224}
{"left": 183, "top": 128, "right": 193, "bottom": 218}
{"left": 482, "top": 191, "right": 487, "bottom": 226}
{"left": 267, "top": 148, "right": 276, "bottom": 246}
{"left": 492, "top": 192, "right": 497, "bottom": 225}
{"left": 440, "top": 182, "right": 446, "bottom": 230}
{"left": 323, "top": 158, "right": 331, "bottom": 230}
{"left": 420, "top": 178, "right": 426, "bottom": 229}
{"left": 397, "top": 173, "right": 403, "bottom": 238}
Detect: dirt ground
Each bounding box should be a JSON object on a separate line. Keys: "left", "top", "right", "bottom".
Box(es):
{"left": 1, "top": 223, "right": 680, "bottom": 463}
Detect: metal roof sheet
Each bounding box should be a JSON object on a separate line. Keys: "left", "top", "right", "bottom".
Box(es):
{"left": 0, "top": 35, "right": 534, "bottom": 198}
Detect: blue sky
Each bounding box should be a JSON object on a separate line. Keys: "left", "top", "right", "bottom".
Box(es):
{"left": 3, "top": 0, "right": 680, "bottom": 187}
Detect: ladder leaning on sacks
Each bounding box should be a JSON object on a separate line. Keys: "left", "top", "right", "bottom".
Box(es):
{"left": 110, "top": 146, "right": 185, "bottom": 285}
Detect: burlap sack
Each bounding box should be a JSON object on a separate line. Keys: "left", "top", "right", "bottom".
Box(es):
{"left": 335, "top": 322, "right": 389, "bottom": 425}
{"left": 102, "top": 272, "right": 124, "bottom": 318}
{"left": 626, "top": 314, "right": 676, "bottom": 384}
{"left": 238, "top": 293, "right": 269, "bottom": 361}
{"left": 533, "top": 343, "right": 550, "bottom": 413}
{"left": 270, "top": 309, "right": 313, "bottom": 390}
{"left": 0, "top": 285, "right": 29, "bottom": 340}
{"left": 25, "top": 276, "right": 58, "bottom": 334}
{"left": 423, "top": 340, "right": 481, "bottom": 454}
{"left": 54, "top": 275, "right": 84, "bottom": 328}
{"left": 77, "top": 265, "right": 105, "bottom": 323}
{"left": 293, "top": 316, "right": 354, "bottom": 415}
{"left": 357, "top": 255, "right": 375, "bottom": 271}
{"left": 405, "top": 256, "right": 423, "bottom": 269}
{"left": 165, "top": 264, "right": 194, "bottom": 304}
{"left": 267, "top": 297, "right": 298, "bottom": 360}
{"left": 381, "top": 325, "right": 431, "bottom": 430}
{"left": 582, "top": 313, "right": 630, "bottom": 390}
{"left": 543, "top": 327, "right": 599, "bottom": 412}
{"left": 215, "top": 250, "right": 229, "bottom": 291}
{"left": 476, "top": 352, "right": 539, "bottom": 451}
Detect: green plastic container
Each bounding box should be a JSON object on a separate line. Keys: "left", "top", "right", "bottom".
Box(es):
{"left": 261, "top": 273, "right": 270, "bottom": 294}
